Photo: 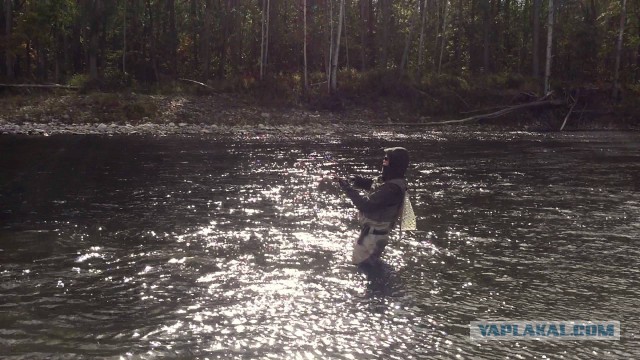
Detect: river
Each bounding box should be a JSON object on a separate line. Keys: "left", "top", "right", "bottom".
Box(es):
{"left": 1, "top": 131, "right": 639, "bottom": 359}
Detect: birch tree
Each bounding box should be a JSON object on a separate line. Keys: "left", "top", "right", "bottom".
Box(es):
{"left": 260, "top": 0, "right": 270, "bottom": 80}
{"left": 88, "top": 0, "right": 103, "bottom": 81}
{"left": 303, "top": 0, "right": 308, "bottom": 90}
{"left": 380, "top": 0, "right": 391, "bottom": 68}
{"left": 612, "top": 0, "right": 627, "bottom": 99}
{"left": 344, "top": 3, "right": 349, "bottom": 70}
{"left": 4, "top": 0, "right": 14, "bottom": 80}
{"left": 202, "top": 0, "right": 213, "bottom": 79}
{"left": 360, "top": 0, "right": 368, "bottom": 71}
{"left": 401, "top": 0, "right": 421, "bottom": 72}
{"left": 532, "top": 0, "right": 541, "bottom": 78}
{"left": 417, "top": 0, "right": 427, "bottom": 78}
{"left": 544, "top": 0, "right": 554, "bottom": 95}
{"left": 330, "top": 0, "right": 345, "bottom": 93}
{"left": 122, "top": 0, "right": 126, "bottom": 74}
{"left": 168, "top": 0, "right": 177, "bottom": 79}
{"left": 482, "top": 0, "right": 490, "bottom": 72}
{"left": 327, "top": 0, "right": 333, "bottom": 91}
{"left": 437, "top": 0, "right": 448, "bottom": 74}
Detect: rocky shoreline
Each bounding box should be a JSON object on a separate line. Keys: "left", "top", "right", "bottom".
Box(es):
{"left": 0, "top": 120, "right": 350, "bottom": 137}
{"left": 0, "top": 93, "right": 392, "bottom": 136}
{"left": 1, "top": 93, "right": 637, "bottom": 135}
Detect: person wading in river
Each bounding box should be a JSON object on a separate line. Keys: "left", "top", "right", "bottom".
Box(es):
{"left": 335, "top": 147, "right": 410, "bottom": 266}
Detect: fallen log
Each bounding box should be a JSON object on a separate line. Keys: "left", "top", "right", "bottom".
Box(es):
{"left": 0, "top": 83, "right": 79, "bottom": 89}
{"left": 559, "top": 91, "right": 579, "bottom": 131}
{"left": 178, "top": 78, "right": 217, "bottom": 91}
{"left": 374, "top": 99, "right": 565, "bottom": 126}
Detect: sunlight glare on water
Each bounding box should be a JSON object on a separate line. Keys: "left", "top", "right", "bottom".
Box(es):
{"left": 0, "top": 132, "right": 638, "bottom": 358}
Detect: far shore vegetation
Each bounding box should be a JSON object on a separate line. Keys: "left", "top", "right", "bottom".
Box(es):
{"left": 1, "top": 1, "right": 639, "bottom": 130}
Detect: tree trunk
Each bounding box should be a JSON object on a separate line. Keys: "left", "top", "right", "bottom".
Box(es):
{"left": 0, "top": 83, "right": 79, "bottom": 89}
{"left": 168, "top": 0, "right": 177, "bottom": 80}
{"left": 532, "top": 0, "right": 541, "bottom": 78}
{"left": 191, "top": 0, "right": 199, "bottom": 70}
{"left": 36, "top": 39, "right": 47, "bottom": 81}
{"left": 504, "top": 0, "right": 512, "bottom": 65}
{"left": 202, "top": 0, "right": 213, "bottom": 80}
{"left": 98, "top": 2, "right": 108, "bottom": 79}
{"left": 260, "top": 0, "right": 265, "bottom": 80}
{"left": 453, "top": 0, "right": 463, "bottom": 72}
{"left": 234, "top": 0, "right": 243, "bottom": 73}
{"left": 327, "top": 0, "right": 333, "bottom": 92}
{"left": 89, "top": 31, "right": 99, "bottom": 80}
{"left": 417, "top": 0, "right": 427, "bottom": 78}
{"left": 433, "top": 0, "right": 440, "bottom": 67}
{"left": 380, "top": 0, "right": 390, "bottom": 68}
{"left": 344, "top": 3, "right": 349, "bottom": 70}
{"left": 612, "top": 0, "right": 627, "bottom": 100}
{"left": 25, "top": 39, "right": 31, "bottom": 78}
{"left": 367, "top": 0, "right": 374, "bottom": 68}
{"left": 147, "top": 0, "right": 159, "bottom": 82}
{"left": 123, "top": 0, "right": 127, "bottom": 74}
{"left": 303, "top": 0, "right": 308, "bottom": 89}
{"left": 218, "top": 0, "right": 228, "bottom": 79}
{"left": 71, "top": 17, "right": 82, "bottom": 74}
{"left": 330, "top": 0, "right": 345, "bottom": 93}
{"left": 259, "top": 0, "right": 270, "bottom": 79}
{"left": 380, "top": 98, "right": 565, "bottom": 126}
{"left": 55, "top": 28, "right": 64, "bottom": 82}
{"left": 5, "top": 0, "right": 15, "bottom": 80}
{"left": 544, "top": 0, "right": 554, "bottom": 95}
{"left": 265, "top": 0, "right": 270, "bottom": 76}
{"left": 637, "top": 13, "right": 640, "bottom": 82}
{"left": 89, "top": 0, "right": 103, "bottom": 81}
{"left": 360, "top": 0, "right": 367, "bottom": 71}
{"left": 482, "top": 0, "right": 490, "bottom": 73}
{"left": 437, "top": 0, "right": 448, "bottom": 74}
{"left": 401, "top": 0, "right": 420, "bottom": 71}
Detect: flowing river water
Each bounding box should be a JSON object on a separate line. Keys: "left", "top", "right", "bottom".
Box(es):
{"left": 1, "top": 131, "right": 639, "bottom": 359}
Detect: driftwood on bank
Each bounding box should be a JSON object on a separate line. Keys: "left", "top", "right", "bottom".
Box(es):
{"left": 375, "top": 98, "right": 565, "bottom": 127}
{"left": 178, "top": 78, "right": 217, "bottom": 91}
{"left": 559, "top": 91, "right": 579, "bottom": 131}
{"left": 0, "top": 83, "right": 79, "bottom": 89}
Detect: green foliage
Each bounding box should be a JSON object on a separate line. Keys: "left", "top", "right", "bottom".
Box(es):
{"left": 0, "top": 0, "right": 638, "bottom": 120}
{"left": 122, "top": 100, "right": 158, "bottom": 121}
{"left": 422, "top": 74, "right": 470, "bottom": 91}
{"left": 479, "top": 73, "right": 526, "bottom": 90}
{"left": 102, "top": 67, "right": 130, "bottom": 91}
{"left": 248, "top": 74, "right": 302, "bottom": 106}
{"left": 68, "top": 74, "right": 90, "bottom": 88}
{"left": 619, "top": 84, "right": 640, "bottom": 113}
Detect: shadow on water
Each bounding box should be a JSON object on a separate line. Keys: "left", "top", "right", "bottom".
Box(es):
{"left": 358, "top": 259, "right": 399, "bottom": 298}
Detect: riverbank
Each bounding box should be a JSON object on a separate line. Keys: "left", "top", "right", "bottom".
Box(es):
{"left": 1, "top": 92, "right": 637, "bottom": 135}
{"left": 0, "top": 93, "right": 347, "bottom": 136}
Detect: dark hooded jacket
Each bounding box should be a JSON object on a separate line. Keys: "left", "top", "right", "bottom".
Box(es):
{"left": 340, "top": 147, "right": 410, "bottom": 226}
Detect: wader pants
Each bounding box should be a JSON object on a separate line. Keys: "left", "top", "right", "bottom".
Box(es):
{"left": 352, "top": 224, "right": 389, "bottom": 265}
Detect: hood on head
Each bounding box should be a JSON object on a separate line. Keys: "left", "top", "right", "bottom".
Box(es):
{"left": 382, "top": 147, "right": 409, "bottom": 181}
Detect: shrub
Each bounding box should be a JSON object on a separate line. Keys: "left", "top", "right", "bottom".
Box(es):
{"left": 123, "top": 100, "right": 158, "bottom": 121}
{"left": 422, "top": 74, "right": 470, "bottom": 91}
{"left": 68, "top": 73, "right": 90, "bottom": 88}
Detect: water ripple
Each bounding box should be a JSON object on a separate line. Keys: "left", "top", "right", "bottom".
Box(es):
{"left": 0, "top": 132, "right": 639, "bottom": 358}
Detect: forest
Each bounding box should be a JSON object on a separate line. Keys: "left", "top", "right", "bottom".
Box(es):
{"left": 1, "top": 0, "right": 638, "bottom": 127}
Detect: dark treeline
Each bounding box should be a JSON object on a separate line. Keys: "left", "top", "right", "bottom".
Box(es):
{"left": 0, "top": 0, "right": 637, "bottom": 97}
